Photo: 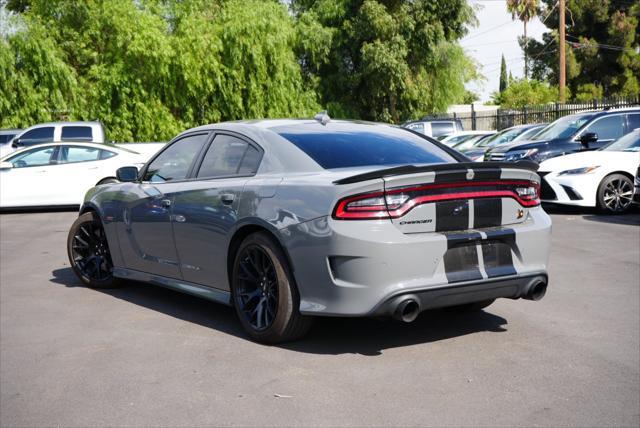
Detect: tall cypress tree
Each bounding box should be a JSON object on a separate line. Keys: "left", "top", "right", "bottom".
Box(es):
{"left": 499, "top": 54, "right": 508, "bottom": 93}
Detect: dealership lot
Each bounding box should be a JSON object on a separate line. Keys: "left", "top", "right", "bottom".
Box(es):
{"left": 1, "top": 208, "right": 638, "bottom": 427}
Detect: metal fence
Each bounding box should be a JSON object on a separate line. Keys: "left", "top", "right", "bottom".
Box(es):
{"left": 422, "top": 96, "right": 640, "bottom": 131}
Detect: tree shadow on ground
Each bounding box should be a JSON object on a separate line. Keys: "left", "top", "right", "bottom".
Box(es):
{"left": 51, "top": 267, "right": 508, "bottom": 356}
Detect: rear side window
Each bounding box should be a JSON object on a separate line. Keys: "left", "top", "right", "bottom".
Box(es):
{"left": 197, "top": 134, "right": 261, "bottom": 178}
{"left": 275, "top": 124, "right": 457, "bottom": 169}
{"left": 100, "top": 150, "right": 117, "bottom": 159}
{"left": 60, "top": 146, "right": 101, "bottom": 163}
{"left": 144, "top": 133, "right": 208, "bottom": 183}
{"left": 19, "top": 127, "right": 54, "bottom": 144}
{"left": 585, "top": 115, "right": 624, "bottom": 140}
{"left": 431, "top": 122, "right": 455, "bottom": 137}
{"left": 61, "top": 126, "right": 93, "bottom": 141}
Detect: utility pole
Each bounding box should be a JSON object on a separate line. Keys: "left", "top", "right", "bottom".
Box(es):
{"left": 559, "top": 0, "right": 566, "bottom": 103}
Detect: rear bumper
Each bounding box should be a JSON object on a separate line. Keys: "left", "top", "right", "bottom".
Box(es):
{"left": 279, "top": 206, "right": 551, "bottom": 316}
{"left": 371, "top": 273, "right": 548, "bottom": 317}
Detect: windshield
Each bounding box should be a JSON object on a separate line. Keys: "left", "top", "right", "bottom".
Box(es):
{"left": 533, "top": 114, "right": 594, "bottom": 140}
{"left": 602, "top": 131, "right": 640, "bottom": 152}
{"left": 514, "top": 125, "right": 545, "bottom": 142}
{"left": 453, "top": 134, "right": 489, "bottom": 151}
{"left": 478, "top": 127, "right": 528, "bottom": 147}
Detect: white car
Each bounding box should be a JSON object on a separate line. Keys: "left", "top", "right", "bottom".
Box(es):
{"left": 538, "top": 129, "right": 640, "bottom": 214}
{"left": 0, "top": 142, "right": 145, "bottom": 209}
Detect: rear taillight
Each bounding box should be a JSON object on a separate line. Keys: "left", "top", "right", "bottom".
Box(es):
{"left": 333, "top": 180, "right": 540, "bottom": 220}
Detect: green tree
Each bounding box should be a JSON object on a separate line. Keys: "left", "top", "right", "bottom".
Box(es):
{"left": 506, "top": 0, "right": 538, "bottom": 79}
{"left": 291, "top": 0, "right": 478, "bottom": 123}
{"left": 523, "top": 0, "right": 640, "bottom": 98}
{"left": 491, "top": 78, "right": 558, "bottom": 108}
{"left": 499, "top": 54, "right": 508, "bottom": 93}
{"left": 1, "top": 0, "right": 319, "bottom": 141}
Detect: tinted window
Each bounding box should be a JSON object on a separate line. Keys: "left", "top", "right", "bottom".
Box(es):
{"left": 0, "top": 134, "right": 17, "bottom": 145}
{"left": 8, "top": 146, "right": 56, "bottom": 168}
{"left": 61, "top": 126, "right": 92, "bottom": 141}
{"left": 197, "top": 135, "right": 261, "bottom": 178}
{"left": 431, "top": 122, "right": 454, "bottom": 137}
{"left": 627, "top": 113, "right": 640, "bottom": 132}
{"left": 404, "top": 123, "right": 424, "bottom": 134}
{"left": 100, "top": 150, "right": 117, "bottom": 159}
{"left": 275, "top": 124, "right": 457, "bottom": 169}
{"left": 19, "top": 127, "right": 54, "bottom": 144}
{"left": 60, "top": 146, "right": 101, "bottom": 163}
{"left": 144, "top": 133, "right": 208, "bottom": 182}
{"left": 585, "top": 115, "right": 624, "bottom": 140}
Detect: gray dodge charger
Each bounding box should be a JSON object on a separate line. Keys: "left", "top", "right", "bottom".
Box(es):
{"left": 67, "top": 115, "right": 551, "bottom": 343}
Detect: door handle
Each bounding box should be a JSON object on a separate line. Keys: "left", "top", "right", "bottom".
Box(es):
{"left": 220, "top": 193, "right": 235, "bottom": 204}
{"left": 160, "top": 198, "right": 172, "bottom": 207}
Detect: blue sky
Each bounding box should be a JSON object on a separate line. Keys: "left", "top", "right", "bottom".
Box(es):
{"left": 462, "top": 0, "right": 549, "bottom": 102}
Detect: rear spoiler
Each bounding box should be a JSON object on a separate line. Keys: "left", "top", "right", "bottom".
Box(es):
{"left": 333, "top": 161, "right": 539, "bottom": 185}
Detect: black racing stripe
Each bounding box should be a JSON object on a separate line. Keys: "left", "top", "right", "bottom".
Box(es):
{"left": 471, "top": 168, "right": 502, "bottom": 181}
{"left": 482, "top": 228, "right": 518, "bottom": 277}
{"left": 443, "top": 232, "right": 483, "bottom": 283}
{"left": 435, "top": 200, "right": 469, "bottom": 232}
{"left": 474, "top": 198, "right": 502, "bottom": 228}
{"left": 433, "top": 169, "right": 468, "bottom": 183}
{"left": 484, "top": 228, "right": 521, "bottom": 260}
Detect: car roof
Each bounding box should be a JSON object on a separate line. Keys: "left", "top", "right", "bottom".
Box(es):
{"left": 22, "top": 121, "right": 102, "bottom": 127}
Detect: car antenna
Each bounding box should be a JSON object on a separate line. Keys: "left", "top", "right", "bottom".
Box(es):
{"left": 314, "top": 111, "right": 331, "bottom": 125}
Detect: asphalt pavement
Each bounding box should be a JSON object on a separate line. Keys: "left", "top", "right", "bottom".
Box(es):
{"left": 1, "top": 207, "right": 639, "bottom": 427}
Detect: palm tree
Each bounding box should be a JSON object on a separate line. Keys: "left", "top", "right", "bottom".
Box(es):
{"left": 506, "top": 0, "right": 538, "bottom": 79}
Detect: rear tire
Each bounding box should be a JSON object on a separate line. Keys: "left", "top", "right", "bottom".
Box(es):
{"left": 231, "top": 232, "right": 312, "bottom": 344}
{"left": 597, "top": 174, "right": 634, "bottom": 214}
{"left": 447, "top": 299, "right": 495, "bottom": 312}
{"left": 67, "top": 212, "right": 120, "bottom": 288}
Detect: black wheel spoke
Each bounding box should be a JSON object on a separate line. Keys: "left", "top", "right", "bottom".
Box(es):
{"left": 235, "top": 245, "right": 279, "bottom": 332}
{"left": 72, "top": 219, "right": 113, "bottom": 282}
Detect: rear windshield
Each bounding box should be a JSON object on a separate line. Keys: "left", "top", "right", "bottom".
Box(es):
{"left": 275, "top": 124, "right": 457, "bottom": 169}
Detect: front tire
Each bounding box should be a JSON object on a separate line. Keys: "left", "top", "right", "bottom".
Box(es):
{"left": 67, "top": 212, "right": 120, "bottom": 288}
{"left": 231, "top": 232, "right": 312, "bottom": 344}
{"left": 597, "top": 174, "right": 634, "bottom": 214}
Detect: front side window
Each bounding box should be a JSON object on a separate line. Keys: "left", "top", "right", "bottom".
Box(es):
{"left": 584, "top": 115, "right": 624, "bottom": 141}
{"left": 61, "top": 126, "right": 93, "bottom": 141}
{"left": 626, "top": 113, "right": 640, "bottom": 132}
{"left": 7, "top": 146, "right": 56, "bottom": 168}
{"left": 0, "top": 134, "right": 18, "bottom": 145}
{"left": 144, "top": 133, "right": 208, "bottom": 182}
{"left": 60, "top": 146, "right": 101, "bottom": 163}
{"left": 197, "top": 135, "right": 262, "bottom": 178}
{"left": 18, "top": 127, "right": 55, "bottom": 145}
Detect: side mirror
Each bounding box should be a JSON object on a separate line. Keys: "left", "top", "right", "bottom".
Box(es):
{"left": 116, "top": 166, "right": 139, "bottom": 182}
{"left": 11, "top": 139, "right": 20, "bottom": 148}
{"left": 579, "top": 132, "right": 598, "bottom": 147}
{"left": 0, "top": 161, "right": 13, "bottom": 170}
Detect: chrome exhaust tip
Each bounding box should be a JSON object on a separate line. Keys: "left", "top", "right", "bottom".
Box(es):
{"left": 393, "top": 298, "right": 421, "bottom": 323}
{"left": 524, "top": 279, "right": 548, "bottom": 301}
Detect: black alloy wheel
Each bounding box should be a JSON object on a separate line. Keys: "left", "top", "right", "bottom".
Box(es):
{"left": 235, "top": 245, "right": 279, "bottom": 331}
{"left": 67, "top": 212, "right": 119, "bottom": 288}
{"left": 231, "top": 232, "right": 312, "bottom": 343}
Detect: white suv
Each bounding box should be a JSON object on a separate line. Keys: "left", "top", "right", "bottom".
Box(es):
{"left": 1, "top": 122, "right": 106, "bottom": 157}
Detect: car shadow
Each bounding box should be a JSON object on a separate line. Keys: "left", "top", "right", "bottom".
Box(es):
{"left": 51, "top": 267, "right": 508, "bottom": 355}
{"left": 0, "top": 206, "right": 79, "bottom": 214}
